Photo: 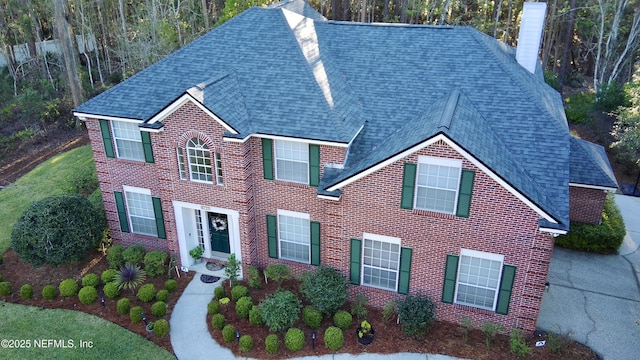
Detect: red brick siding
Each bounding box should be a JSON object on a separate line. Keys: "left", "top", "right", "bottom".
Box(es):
{"left": 569, "top": 186, "right": 606, "bottom": 224}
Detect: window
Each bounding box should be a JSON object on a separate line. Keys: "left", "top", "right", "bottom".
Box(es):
{"left": 277, "top": 210, "right": 310, "bottom": 263}
{"left": 187, "top": 138, "right": 213, "bottom": 183}
{"left": 112, "top": 120, "right": 144, "bottom": 161}
{"left": 177, "top": 148, "right": 187, "bottom": 180}
{"left": 414, "top": 157, "right": 462, "bottom": 214}
{"left": 124, "top": 187, "right": 158, "bottom": 237}
{"left": 362, "top": 233, "right": 401, "bottom": 291}
{"left": 195, "top": 209, "right": 205, "bottom": 250}
{"left": 215, "top": 153, "right": 224, "bottom": 185}
{"left": 275, "top": 140, "right": 309, "bottom": 184}
{"left": 455, "top": 249, "right": 504, "bottom": 311}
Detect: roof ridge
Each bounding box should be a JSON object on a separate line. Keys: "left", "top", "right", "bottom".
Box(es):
{"left": 438, "top": 89, "right": 461, "bottom": 130}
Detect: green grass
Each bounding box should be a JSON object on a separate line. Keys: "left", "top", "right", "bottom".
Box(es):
{"left": 0, "top": 301, "right": 176, "bottom": 359}
{"left": 0, "top": 145, "right": 94, "bottom": 253}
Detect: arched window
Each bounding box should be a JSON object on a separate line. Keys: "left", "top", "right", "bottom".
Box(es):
{"left": 177, "top": 137, "right": 223, "bottom": 185}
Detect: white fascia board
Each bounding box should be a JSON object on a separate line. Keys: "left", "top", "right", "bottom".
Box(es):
{"left": 73, "top": 112, "right": 142, "bottom": 123}
{"left": 317, "top": 194, "right": 341, "bottom": 201}
{"left": 139, "top": 127, "right": 164, "bottom": 133}
{"left": 147, "top": 93, "right": 238, "bottom": 134}
{"left": 327, "top": 133, "right": 557, "bottom": 223}
{"left": 539, "top": 227, "right": 567, "bottom": 235}
{"left": 223, "top": 136, "right": 249, "bottom": 143}
{"left": 255, "top": 134, "right": 349, "bottom": 148}
{"left": 569, "top": 182, "right": 618, "bottom": 192}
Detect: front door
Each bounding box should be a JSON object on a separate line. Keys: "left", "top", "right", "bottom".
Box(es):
{"left": 208, "top": 212, "right": 230, "bottom": 254}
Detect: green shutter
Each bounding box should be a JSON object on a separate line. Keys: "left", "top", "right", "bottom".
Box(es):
{"left": 310, "top": 221, "right": 320, "bottom": 265}
{"left": 140, "top": 131, "right": 155, "bottom": 163}
{"left": 401, "top": 163, "right": 417, "bottom": 209}
{"left": 398, "top": 247, "right": 412, "bottom": 294}
{"left": 496, "top": 265, "right": 516, "bottom": 315}
{"left": 442, "top": 255, "right": 459, "bottom": 303}
{"left": 456, "top": 170, "right": 475, "bottom": 218}
{"left": 262, "top": 138, "right": 274, "bottom": 180}
{"left": 99, "top": 120, "right": 115, "bottom": 158}
{"left": 309, "top": 144, "right": 320, "bottom": 187}
{"left": 267, "top": 215, "right": 278, "bottom": 258}
{"left": 152, "top": 197, "right": 166, "bottom": 239}
{"left": 114, "top": 191, "right": 130, "bottom": 233}
{"left": 349, "top": 238, "right": 362, "bottom": 285}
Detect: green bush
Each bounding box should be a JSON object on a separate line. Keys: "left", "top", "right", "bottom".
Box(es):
{"left": 130, "top": 306, "right": 143, "bottom": 323}
{"left": 482, "top": 322, "right": 505, "bottom": 348}
{"left": 246, "top": 265, "right": 262, "bottom": 288}
{"left": 265, "top": 263, "right": 290, "bottom": 285}
{"left": 82, "top": 273, "right": 100, "bottom": 287}
{"left": 59, "top": 279, "right": 79, "bottom": 297}
{"left": 224, "top": 253, "right": 241, "bottom": 286}
{"left": 151, "top": 301, "right": 167, "bottom": 317}
{"left": 556, "top": 196, "right": 626, "bottom": 253}
{"left": 235, "top": 296, "right": 253, "bottom": 318}
{"left": 302, "top": 306, "right": 323, "bottom": 329}
{"left": 115, "top": 263, "right": 146, "bottom": 291}
{"left": 0, "top": 281, "right": 11, "bottom": 296}
{"left": 239, "top": 335, "right": 254, "bottom": 352}
{"left": 19, "top": 284, "right": 33, "bottom": 299}
{"left": 154, "top": 319, "right": 169, "bottom": 337}
{"left": 11, "top": 195, "right": 104, "bottom": 267}
{"left": 211, "top": 313, "right": 226, "bottom": 330}
{"left": 231, "top": 285, "right": 248, "bottom": 302}
{"left": 333, "top": 310, "right": 352, "bottom": 330}
{"left": 42, "top": 285, "right": 57, "bottom": 300}
{"left": 65, "top": 161, "right": 99, "bottom": 195}
{"left": 214, "top": 285, "right": 225, "bottom": 300}
{"left": 222, "top": 325, "right": 236, "bottom": 343}
{"left": 544, "top": 70, "right": 560, "bottom": 91}
{"left": 382, "top": 301, "right": 396, "bottom": 323}
{"left": 249, "top": 306, "right": 263, "bottom": 325}
{"left": 101, "top": 269, "right": 117, "bottom": 284}
{"left": 208, "top": 300, "right": 221, "bottom": 315}
{"left": 156, "top": 289, "right": 169, "bottom": 302}
{"left": 78, "top": 286, "right": 98, "bottom": 304}
{"left": 284, "top": 327, "right": 304, "bottom": 352}
{"left": 596, "top": 81, "right": 627, "bottom": 111}
{"left": 143, "top": 251, "right": 168, "bottom": 278}
{"left": 137, "top": 284, "right": 157, "bottom": 302}
{"left": 107, "top": 245, "right": 125, "bottom": 269}
{"left": 510, "top": 328, "right": 532, "bottom": 357}
{"left": 117, "top": 298, "right": 130, "bottom": 314}
{"left": 103, "top": 282, "right": 120, "bottom": 299}
{"left": 324, "top": 326, "right": 344, "bottom": 350}
{"left": 259, "top": 290, "right": 302, "bottom": 332}
{"left": 564, "top": 92, "right": 595, "bottom": 124}
{"left": 123, "top": 245, "right": 146, "bottom": 266}
{"left": 164, "top": 279, "right": 177, "bottom": 293}
{"left": 300, "top": 266, "right": 348, "bottom": 316}
{"left": 397, "top": 294, "right": 436, "bottom": 339}
{"left": 265, "top": 334, "right": 279, "bottom": 354}
{"left": 351, "top": 293, "right": 368, "bottom": 320}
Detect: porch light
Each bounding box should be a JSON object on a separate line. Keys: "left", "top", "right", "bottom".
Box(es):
{"left": 311, "top": 330, "right": 317, "bottom": 349}
{"left": 235, "top": 329, "right": 240, "bottom": 343}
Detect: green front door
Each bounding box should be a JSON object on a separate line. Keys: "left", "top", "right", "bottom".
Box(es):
{"left": 209, "top": 213, "right": 230, "bottom": 254}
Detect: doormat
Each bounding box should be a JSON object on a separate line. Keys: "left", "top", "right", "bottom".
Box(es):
{"left": 206, "top": 263, "right": 224, "bottom": 271}
{"left": 200, "top": 275, "right": 221, "bottom": 283}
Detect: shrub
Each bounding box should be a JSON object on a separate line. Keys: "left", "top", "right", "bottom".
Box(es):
{"left": 249, "top": 306, "right": 263, "bottom": 325}
{"left": 154, "top": 319, "right": 169, "bottom": 337}
{"left": 117, "top": 298, "right": 130, "bottom": 314}
{"left": 397, "top": 293, "right": 436, "bottom": 339}
{"left": 156, "top": 289, "right": 169, "bottom": 302}
{"left": 382, "top": 301, "right": 396, "bottom": 324}
{"left": 224, "top": 253, "right": 241, "bottom": 286}
{"left": 300, "top": 266, "right": 348, "bottom": 316}
{"left": 143, "top": 251, "right": 168, "bottom": 278}
{"left": 564, "top": 92, "right": 595, "bottom": 124}
{"left": 222, "top": 325, "right": 236, "bottom": 343}
{"left": 65, "top": 162, "right": 99, "bottom": 195}
{"left": 130, "top": 306, "right": 143, "bottom": 323}
{"left": 115, "top": 263, "right": 146, "bottom": 292}
{"left": 231, "top": 285, "right": 248, "bottom": 302}
{"left": 214, "top": 285, "right": 225, "bottom": 300}
{"left": 284, "top": 327, "right": 304, "bottom": 352}
{"left": 208, "top": 300, "right": 221, "bottom": 315}
{"left": 82, "top": 273, "right": 100, "bottom": 287}
{"left": 259, "top": 290, "right": 302, "bottom": 332}
{"left": 333, "top": 310, "right": 352, "bottom": 330}
{"left": 164, "top": 279, "right": 177, "bottom": 293}
{"left": 107, "top": 245, "right": 125, "bottom": 269}
{"left": 460, "top": 317, "right": 475, "bottom": 343}
{"left": 103, "top": 282, "right": 120, "bottom": 299}
{"left": 235, "top": 296, "right": 253, "bottom": 318}
{"left": 151, "top": 301, "right": 167, "bottom": 317}
{"left": 19, "top": 284, "right": 33, "bottom": 299}
{"left": 137, "top": 284, "right": 157, "bottom": 302}
{"left": 351, "top": 293, "right": 368, "bottom": 320}
{"left": 123, "top": 245, "right": 146, "bottom": 266}
{"left": 211, "top": 313, "right": 226, "bottom": 330}
{"left": 78, "top": 286, "right": 98, "bottom": 304}
{"left": 547, "top": 332, "right": 569, "bottom": 354}
{"left": 544, "top": 70, "right": 560, "bottom": 90}
{"left": 59, "top": 279, "right": 79, "bottom": 297}
{"left": 302, "top": 306, "right": 323, "bottom": 329}
{"left": 239, "top": 335, "right": 254, "bottom": 352}
{"left": 42, "top": 285, "right": 57, "bottom": 300}
{"left": 510, "top": 328, "right": 532, "bottom": 357}
{"left": 596, "top": 81, "right": 626, "bottom": 111}
{"left": 265, "top": 263, "right": 290, "bottom": 285}
{"left": 246, "top": 265, "right": 262, "bottom": 288}
{"left": 11, "top": 195, "right": 104, "bottom": 267}
{"left": 324, "top": 326, "right": 344, "bottom": 350}
{"left": 481, "top": 322, "right": 505, "bottom": 348}
{"left": 101, "top": 269, "right": 117, "bottom": 284}
{"left": 265, "top": 334, "right": 279, "bottom": 354}
{"left": 0, "top": 281, "right": 11, "bottom": 296}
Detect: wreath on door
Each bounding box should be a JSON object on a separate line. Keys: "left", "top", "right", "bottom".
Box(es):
{"left": 212, "top": 216, "right": 227, "bottom": 231}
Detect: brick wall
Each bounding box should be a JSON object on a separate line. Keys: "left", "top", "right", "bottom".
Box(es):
{"left": 569, "top": 186, "right": 606, "bottom": 224}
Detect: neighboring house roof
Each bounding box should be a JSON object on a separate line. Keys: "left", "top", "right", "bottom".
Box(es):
{"left": 569, "top": 137, "right": 618, "bottom": 190}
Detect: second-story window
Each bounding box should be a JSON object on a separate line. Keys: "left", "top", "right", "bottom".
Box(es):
{"left": 177, "top": 137, "right": 223, "bottom": 185}
{"left": 275, "top": 140, "right": 309, "bottom": 184}
{"left": 112, "top": 120, "right": 145, "bottom": 161}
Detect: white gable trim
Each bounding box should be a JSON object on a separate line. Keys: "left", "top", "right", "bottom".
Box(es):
{"left": 569, "top": 182, "right": 617, "bottom": 192}
{"left": 327, "top": 133, "right": 557, "bottom": 223}
{"left": 73, "top": 112, "right": 141, "bottom": 123}
{"left": 539, "top": 227, "right": 567, "bottom": 235}
{"left": 254, "top": 134, "right": 349, "bottom": 147}
{"left": 317, "top": 194, "right": 341, "bottom": 201}
{"left": 147, "top": 93, "right": 239, "bottom": 134}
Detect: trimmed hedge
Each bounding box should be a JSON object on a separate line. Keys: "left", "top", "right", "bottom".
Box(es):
{"left": 151, "top": 301, "right": 167, "bottom": 317}
{"left": 236, "top": 296, "right": 253, "bottom": 318}
{"left": 117, "top": 298, "right": 131, "bottom": 314}
{"left": 59, "top": 279, "right": 78, "bottom": 297}
{"left": 155, "top": 319, "right": 169, "bottom": 337}
{"left": 302, "top": 306, "right": 323, "bottom": 329}
{"left": 78, "top": 286, "right": 98, "bottom": 304}
{"left": 208, "top": 300, "right": 221, "bottom": 315}
{"left": 164, "top": 279, "right": 177, "bottom": 293}
{"left": 214, "top": 285, "right": 225, "bottom": 300}
{"left": 107, "top": 245, "right": 125, "bottom": 269}
{"left": 231, "top": 285, "right": 248, "bottom": 302}
{"left": 130, "top": 306, "right": 143, "bottom": 323}
{"left": 82, "top": 273, "right": 100, "bottom": 287}
{"left": 137, "top": 284, "right": 157, "bottom": 303}
{"left": 103, "top": 282, "right": 120, "bottom": 299}
{"left": 0, "top": 281, "right": 11, "bottom": 296}
{"left": 265, "top": 334, "right": 279, "bottom": 354}
{"left": 222, "top": 325, "right": 236, "bottom": 343}
{"left": 239, "top": 335, "right": 254, "bottom": 352}
{"left": 284, "top": 327, "right": 304, "bottom": 352}
{"left": 123, "top": 245, "right": 146, "bottom": 266}
{"left": 156, "top": 289, "right": 169, "bottom": 302}
{"left": 333, "top": 310, "right": 352, "bottom": 330}
{"left": 42, "top": 285, "right": 57, "bottom": 300}
{"left": 20, "top": 284, "right": 33, "bottom": 299}
{"left": 211, "top": 314, "right": 226, "bottom": 330}
{"left": 143, "top": 251, "right": 168, "bottom": 278}
{"left": 324, "top": 326, "right": 344, "bottom": 350}
{"left": 101, "top": 269, "right": 117, "bottom": 284}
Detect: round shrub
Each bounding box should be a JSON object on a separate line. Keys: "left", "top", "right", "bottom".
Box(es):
{"left": 214, "top": 285, "right": 225, "bottom": 300}
{"left": 122, "top": 245, "right": 146, "bottom": 266}
{"left": 82, "top": 273, "right": 100, "bottom": 287}
{"left": 333, "top": 310, "right": 352, "bottom": 330}
{"left": 11, "top": 194, "right": 104, "bottom": 267}
{"left": 231, "top": 285, "right": 248, "bottom": 302}
{"left": 137, "top": 284, "right": 157, "bottom": 303}
{"left": 143, "top": 250, "right": 168, "bottom": 278}
{"left": 101, "top": 269, "right": 117, "bottom": 284}
{"left": 246, "top": 265, "right": 262, "bottom": 289}
{"left": 249, "top": 306, "right": 263, "bottom": 325}
{"left": 164, "top": 279, "right": 177, "bottom": 293}
{"left": 265, "top": 334, "right": 279, "bottom": 354}
{"left": 107, "top": 245, "right": 125, "bottom": 269}
{"left": 59, "top": 279, "right": 79, "bottom": 297}
{"left": 0, "top": 281, "right": 12, "bottom": 296}
{"left": 103, "top": 282, "right": 120, "bottom": 299}
{"left": 222, "top": 325, "right": 236, "bottom": 343}
{"left": 130, "top": 306, "right": 143, "bottom": 323}
{"left": 156, "top": 289, "right": 169, "bottom": 302}
{"left": 211, "top": 313, "right": 226, "bottom": 330}
{"left": 78, "top": 286, "right": 98, "bottom": 304}
{"left": 300, "top": 266, "right": 348, "bottom": 316}
{"left": 236, "top": 296, "right": 253, "bottom": 318}
{"left": 42, "top": 285, "right": 57, "bottom": 300}
{"left": 397, "top": 293, "right": 437, "bottom": 339}
{"left": 302, "top": 306, "right": 323, "bottom": 329}
{"left": 259, "top": 290, "right": 302, "bottom": 332}
{"left": 239, "top": 335, "right": 254, "bottom": 352}
{"left": 284, "top": 327, "right": 305, "bottom": 352}
{"left": 151, "top": 301, "right": 167, "bottom": 317}
{"left": 20, "top": 284, "right": 33, "bottom": 300}
{"left": 154, "top": 319, "right": 169, "bottom": 337}
{"left": 117, "top": 298, "right": 131, "bottom": 314}
{"left": 324, "top": 326, "right": 344, "bottom": 350}
{"left": 208, "top": 300, "right": 220, "bottom": 315}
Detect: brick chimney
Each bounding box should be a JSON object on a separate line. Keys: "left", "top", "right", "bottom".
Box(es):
{"left": 516, "top": 2, "right": 547, "bottom": 74}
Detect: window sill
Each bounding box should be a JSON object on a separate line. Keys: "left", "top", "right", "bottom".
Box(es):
{"left": 412, "top": 208, "right": 456, "bottom": 220}
{"left": 453, "top": 303, "right": 496, "bottom": 316}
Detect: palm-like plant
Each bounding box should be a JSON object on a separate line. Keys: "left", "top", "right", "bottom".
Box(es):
{"left": 115, "top": 263, "right": 147, "bottom": 292}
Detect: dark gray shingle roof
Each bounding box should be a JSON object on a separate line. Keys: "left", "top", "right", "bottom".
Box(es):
{"left": 569, "top": 137, "right": 618, "bottom": 189}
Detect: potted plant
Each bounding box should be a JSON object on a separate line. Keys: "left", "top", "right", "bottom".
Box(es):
{"left": 356, "top": 320, "right": 375, "bottom": 345}
{"left": 189, "top": 246, "right": 204, "bottom": 263}
{"left": 146, "top": 322, "right": 155, "bottom": 334}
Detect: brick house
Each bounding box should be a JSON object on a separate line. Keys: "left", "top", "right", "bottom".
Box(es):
{"left": 73, "top": 1, "right": 617, "bottom": 332}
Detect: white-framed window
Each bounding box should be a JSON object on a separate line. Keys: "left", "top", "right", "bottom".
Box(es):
{"left": 123, "top": 186, "right": 157, "bottom": 237}
{"left": 112, "top": 120, "right": 144, "bottom": 161}
{"left": 415, "top": 156, "right": 462, "bottom": 214}
{"left": 277, "top": 210, "right": 310, "bottom": 264}
{"left": 455, "top": 249, "right": 504, "bottom": 311}
{"left": 214, "top": 152, "right": 224, "bottom": 185}
{"left": 177, "top": 148, "right": 187, "bottom": 180}
{"left": 275, "top": 140, "right": 308, "bottom": 184}
{"left": 187, "top": 138, "right": 213, "bottom": 183}
{"left": 362, "top": 233, "right": 401, "bottom": 291}
{"left": 195, "top": 209, "right": 205, "bottom": 250}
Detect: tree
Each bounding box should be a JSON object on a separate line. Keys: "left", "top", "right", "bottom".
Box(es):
{"left": 612, "top": 76, "right": 640, "bottom": 174}
{"left": 54, "top": 0, "right": 84, "bottom": 107}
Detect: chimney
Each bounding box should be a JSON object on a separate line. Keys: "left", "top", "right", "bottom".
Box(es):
{"left": 516, "top": 2, "right": 547, "bottom": 74}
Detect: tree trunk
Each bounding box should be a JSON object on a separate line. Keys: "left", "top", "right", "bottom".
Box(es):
{"left": 54, "top": 0, "right": 84, "bottom": 108}
{"left": 558, "top": 0, "right": 577, "bottom": 90}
